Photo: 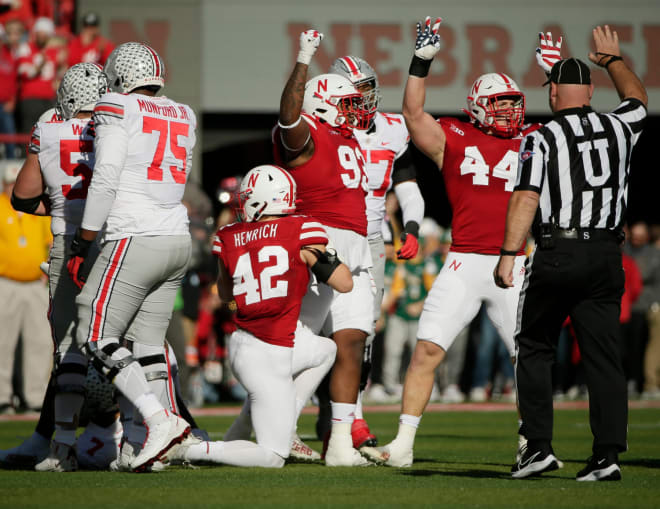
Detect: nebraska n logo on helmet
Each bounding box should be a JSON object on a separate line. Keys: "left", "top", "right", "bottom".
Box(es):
{"left": 103, "top": 42, "right": 166, "bottom": 94}
{"left": 303, "top": 73, "right": 369, "bottom": 132}
{"left": 463, "top": 72, "right": 525, "bottom": 138}
{"left": 238, "top": 165, "right": 297, "bottom": 222}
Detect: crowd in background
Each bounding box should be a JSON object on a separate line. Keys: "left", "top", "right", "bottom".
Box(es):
{"left": 2, "top": 160, "right": 660, "bottom": 414}
{"left": 1, "top": 3, "right": 659, "bottom": 415}
{"left": 0, "top": 1, "right": 114, "bottom": 159}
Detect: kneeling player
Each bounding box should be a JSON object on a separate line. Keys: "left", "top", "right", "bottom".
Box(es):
{"left": 177, "top": 165, "right": 353, "bottom": 468}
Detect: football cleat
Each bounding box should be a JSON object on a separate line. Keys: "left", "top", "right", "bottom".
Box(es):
{"left": 351, "top": 418, "right": 377, "bottom": 449}
{"left": 34, "top": 441, "right": 78, "bottom": 472}
{"left": 289, "top": 435, "right": 321, "bottom": 462}
{"left": 358, "top": 445, "right": 389, "bottom": 465}
{"left": 324, "top": 431, "right": 371, "bottom": 467}
{"left": 517, "top": 435, "right": 563, "bottom": 469}
{"left": 0, "top": 432, "right": 50, "bottom": 469}
{"left": 378, "top": 439, "right": 413, "bottom": 468}
{"left": 163, "top": 433, "right": 203, "bottom": 465}
{"left": 130, "top": 410, "right": 190, "bottom": 473}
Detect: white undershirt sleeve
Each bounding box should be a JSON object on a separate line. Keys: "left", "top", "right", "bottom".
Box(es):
{"left": 81, "top": 122, "right": 128, "bottom": 231}
{"left": 394, "top": 180, "right": 425, "bottom": 231}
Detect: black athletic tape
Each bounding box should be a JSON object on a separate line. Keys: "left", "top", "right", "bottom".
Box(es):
{"left": 403, "top": 220, "right": 420, "bottom": 238}
{"left": 101, "top": 343, "right": 121, "bottom": 356}
{"left": 10, "top": 192, "right": 45, "bottom": 214}
{"left": 138, "top": 354, "right": 167, "bottom": 367}
{"left": 409, "top": 55, "right": 432, "bottom": 78}
{"left": 56, "top": 363, "right": 89, "bottom": 376}
{"left": 304, "top": 247, "right": 342, "bottom": 283}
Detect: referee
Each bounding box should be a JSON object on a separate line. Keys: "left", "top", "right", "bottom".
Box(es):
{"left": 494, "top": 26, "right": 647, "bottom": 481}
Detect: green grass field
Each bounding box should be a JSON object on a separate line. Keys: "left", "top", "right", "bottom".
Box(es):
{"left": 1, "top": 407, "right": 659, "bottom": 508}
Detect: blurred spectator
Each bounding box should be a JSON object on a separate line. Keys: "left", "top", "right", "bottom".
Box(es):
{"left": 625, "top": 222, "right": 660, "bottom": 396}
{"left": 4, "top": 17, "right": 25, "bottom": 58}
{"left": 0, "top": 1, "right": 33, "bottom": 28}
{"left": 620, "top": 252, "right": 643, "bottom": 396}
{"left": 0, "top": 22, "right": 18, "bottom": 158}
{"left": 640, "top": 230, "right": 660, "bottom": 399}
{"left": 67, "top": 12, "right": 114, "bottom": 67}
{"left": 15, "top": 17, "right": 65, "bottom": 134}
{"left": 0, "top": 159, "right": 52, "bottom": 413}
{"left": 468, "top": 307, "right": 515, "bottom": 402}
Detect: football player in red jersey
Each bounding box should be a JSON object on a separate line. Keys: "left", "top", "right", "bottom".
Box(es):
{"left": 378, "top": 17, "right": 542, "bottom": 467}
{"left": 175, "top": 165, "right": 353, "bottom": 468}
{"left": 272, "top": 30, "right": 384, "bottom": 466}
{"left": 330, "top": 55, "right": 425, "bottom": 454}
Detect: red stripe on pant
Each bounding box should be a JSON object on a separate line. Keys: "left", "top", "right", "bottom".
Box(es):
{"left": 165, "top": 345, "right": 179, "bottom": 415}
{"left": 90, "top": 238, "right": 129, "bottom": 343}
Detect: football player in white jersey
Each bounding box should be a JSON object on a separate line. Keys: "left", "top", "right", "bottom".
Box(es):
{"left": 329, "top": 56, "right": 425, "bottom": 451}
{"left": 65, "top": 42, "right": 196, "bottom": 472}
{"left": 11, "top": 63, "right": 109, "bottom": 471}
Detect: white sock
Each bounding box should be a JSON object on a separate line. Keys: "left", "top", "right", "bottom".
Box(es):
{"left": 395, "top": 414, "right": 420, "bottom": 450}
{"left": 330, "top": 401, "right": 356, "bottom": 424}
{"left": 134, "top": 393, "right": 163, "bottom": 421}
{"left": 185, "top": 440, "right": 284, "bottom": 468}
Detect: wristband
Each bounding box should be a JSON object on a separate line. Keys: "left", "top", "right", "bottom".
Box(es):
{"left": 500, "top": 248, "right": 518, "bottom": 256}
{"left": 604, "top": 55, "right": 623, "bottom": 69}
{"left": 409, "top": 55, "right": 432, "bottom": 78}
{"left": 403, "top": 220, "right": 420, "bottom": 238}
{"left": 278, "top": 117, "right": 302, "bottom": 129}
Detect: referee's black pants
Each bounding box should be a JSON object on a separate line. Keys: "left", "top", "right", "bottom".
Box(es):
{"left": 516, "top": 238, "right": 628, "bottom": 453}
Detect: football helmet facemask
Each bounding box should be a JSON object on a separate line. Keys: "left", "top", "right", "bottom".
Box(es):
{"left": 329, "top": 56, "right": 380, "bottom": 127}
{"left": 303, "top": 73, "right": 369, "bottom": 133}
{"left": 56, "top": 63, "right": 107, "bottom": 120}
{"left": 464, "top": 73, "right": 525, "bottom": 138}
{"left": 104, "top": 42, "right": 165, "bottom": 94}
{"left": 238, "top": 165, "right": 297, "bottom": 222}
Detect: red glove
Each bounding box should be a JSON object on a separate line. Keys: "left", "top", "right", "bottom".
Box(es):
{"left": 67, "top": 255, "right": 87, "bottom": 289}
{"left": 397, "top": 233, "right": 419, "bottom": 260}
{"left": 66, "top": 229, "right": 92, "bottom": 289}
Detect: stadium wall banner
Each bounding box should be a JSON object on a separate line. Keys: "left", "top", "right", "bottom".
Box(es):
{"left": 82, "top": 0, "right": 659, "bottom": 114}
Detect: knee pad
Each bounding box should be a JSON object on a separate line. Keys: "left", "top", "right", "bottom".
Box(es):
{"left": 54, "top": 351, "right": 88, "bottom": 396}
{"left": 132, "top": 343, "right": 169, "bottom": 383}
{"left": 85, "top": 340, "right": 138, "bottom": 383}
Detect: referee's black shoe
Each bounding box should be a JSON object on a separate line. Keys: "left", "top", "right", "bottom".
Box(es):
{"left": 511, "top": 442, "right": 559, "bottom": 479}
{"left": 576, "top": 452, "right": 621, "bottom": 481}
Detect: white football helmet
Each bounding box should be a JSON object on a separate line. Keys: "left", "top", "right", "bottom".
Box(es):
{"left": 238, "top": 165, "right": 296, "bottom": 222}
{"left": 329, "top": 56, "right": 380, "bottom": 126}
{"left": 464, "top": 73, "right": 525, "bottom": 138}
{"left": 56, "top": 63, "right": 107, "bottom": 120}
{"left": 303, "top": 73, "right": 369, "bottom": 132}
{"left": 104, "top": 42, "right": 165, "bottom": 94}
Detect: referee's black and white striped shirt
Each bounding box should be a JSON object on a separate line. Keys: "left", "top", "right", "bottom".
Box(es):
{"left": 515, "top": 98, "right": 647, "bottom": 230}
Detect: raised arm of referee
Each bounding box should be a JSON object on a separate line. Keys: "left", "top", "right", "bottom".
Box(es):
{"left": 495, "top": 26, "right": 647, "bottom": 481}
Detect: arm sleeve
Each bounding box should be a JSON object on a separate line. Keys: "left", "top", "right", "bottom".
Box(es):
{"left": 299, "top": 220, "right": 329, "bottom": 248}
{"left": 391, "top": 145, "right": 416, "bottom": 185}
{"left": 81, "top": 105, "right": 128, "bottom": 231}
{"left": 28, "top": 123, "right": 41, "bottom": 154}
{"left": 514, "top": 131, "right": 545, "bottom": 194}
{"left": 394, "top": 180, "right": 424, "bottom": 233}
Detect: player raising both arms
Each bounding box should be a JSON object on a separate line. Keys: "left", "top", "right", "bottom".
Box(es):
{"left": 175, "top": 165, "right": 351, "bottom": 468}
{"left": 273, "top": 30, "right": 383, "bottom": 466}
{"left": 330, "top": 55, "right": 424, "bottom": 451}
{"left": 377, "top": 17, "right": 542, "bottom": 467}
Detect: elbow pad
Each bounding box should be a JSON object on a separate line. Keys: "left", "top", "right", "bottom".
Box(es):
{"left": 11, "top": 192, "right": 44, "bottom": 214}
{"left": 306, "top": 247, "right": 343, "bottom": 284}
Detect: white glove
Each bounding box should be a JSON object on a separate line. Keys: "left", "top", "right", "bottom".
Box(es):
{"left": 297, "top": 29, "right": 324, "bottom": 65}
{"left": 414, "top": 16, "right": 442, "bottom": 60}
{"left": 535, "top": 32, "right": 563, "bottom": 74}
